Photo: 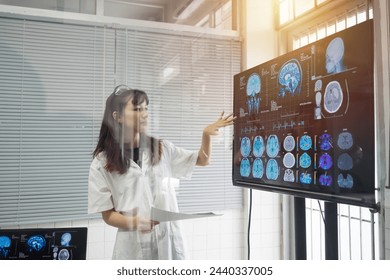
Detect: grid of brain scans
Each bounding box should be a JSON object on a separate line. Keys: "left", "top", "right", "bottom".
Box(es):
{"left": 233, "top": 20, "right": 375, "bottom": 208}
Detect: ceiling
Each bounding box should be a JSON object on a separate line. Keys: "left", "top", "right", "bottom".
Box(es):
{"left": 104, "top": 0, "right": 223, "bottom": 25}
{"left": 0, "top": 0, "right": 225, "bottom": 25}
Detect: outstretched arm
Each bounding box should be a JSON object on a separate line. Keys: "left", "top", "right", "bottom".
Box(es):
{"left": 196, "top": 111, "right": 235, "bottom": 166}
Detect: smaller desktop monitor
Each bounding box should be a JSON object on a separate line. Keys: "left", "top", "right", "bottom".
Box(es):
{"left": 0, "top": 227, "right": 87, "bottom": 260}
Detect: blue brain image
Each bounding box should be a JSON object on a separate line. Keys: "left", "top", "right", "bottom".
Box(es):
{"left": 253, "top": 136, "right": 265, "bottom": 157}
{"left": 299, "top": 152, "right": 311, "bottom": 169}
{"left": 246, "top": 73, "right": 261, "bottom": 96}
{"left": 338, "top": 173, "right": 353, "bottom": 189}
{"left": 300, "top": 173, "right": 312, "bottom": 184}
{"left": 61, "top": 233, "right": 72, "bottom": 246}
{"left": 299, "top": 135, "right": 312, "bottom": 151}
{"left": 27, "top": 235, "right": 46, "bottom": 252}
{"left": 266, "top": 134, "right": 280, "bottom": 158}
{"left": 240, "top": 158, "right": 251, "bottom": 177}
{"left": 319, "top": 133, "right": 333, "bottom": 151}
{"left": 319, "top": 174, "right": 333, "bottom": 187}
{"left": 252, "top": 158, "right": 264, "bottom": 178}
{"left": 278, "top": 59, "right": 302, "bottom": 97}
{"left": 266, "top": 159, "right": 279, "bottom": 180}
{"left": 319, "top": 153, "right": 333, "bottom": 170}
{"left": 0, "top": 236, "right": 11, "bottom": 258}
{"left": 240, "top": 137, "right": 251, "bottom": 158}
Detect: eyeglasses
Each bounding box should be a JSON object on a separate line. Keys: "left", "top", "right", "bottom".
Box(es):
{"left": 113, "top": 84, "right": 131, "bottom": 95}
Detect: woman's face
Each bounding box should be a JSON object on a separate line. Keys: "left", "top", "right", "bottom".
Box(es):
{"left": 119, "top": 99, "right": 148, "bottom": 134}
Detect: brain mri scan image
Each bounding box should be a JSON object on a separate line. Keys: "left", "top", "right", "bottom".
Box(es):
{"left": 278, "top": 59, "right": 302, "bottom": 97}
{"left": 283, "top": 152, "right": 296, "bottom": 168}
{"left": 319, "top": 133, "right": 333, "bottom": 151}
{"left": 324, "top": 80, "right": 343, "bottom": 114}
{"left": 300, "top": 172, "right": 312, "bottom": 184}
{"left": 283, "top": 135, "right": 296, "bottom": 152}
{"left": 337, "top": 153, "right": 353, "bottom": 170}
{"left": 319, "top": 153, "right": 333, "bottom": 170}
{"left": 240, "top": 137, "right": 251, "bottom": 157}
{"left": 337, "top": 131, "right": 353, "bottom": 150}
{"left": 283, "top": 169, "right": 295, "bottom": 182}
{"left": 252, "top": 158, "right": 264, "bottom": 178}
{"left": 299, "top": 135, "right": 312, "bottom": 151}
{"left": 246, "top": 73, "right": 261, "bottom": 96}
{"left": 266, "top": 159, "right": 279, "bottom": 180}
{"left": 319, "top": 173, "right": 333, "bottom": 187}
{"left": 0, "top": 236, "right": 11, "bottom": 258}
{"left": 337, "top": 173, "right": 354, "bottom": 189}
{"left": 253, "top": 135, "right": 265, "bottom": 157}
{"left": 27, "top": 235, "right": 46, "bottom": 252}
{"left": 266, "top": 134, "right": 280, "bottom": 158}
{"left": 299, "top": 152, "right": 312, "bottom": 169}
{"left": 240, "top": 158, "right": 251, "bottom": 177}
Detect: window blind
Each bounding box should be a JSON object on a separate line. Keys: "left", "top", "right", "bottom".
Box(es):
{"left": 0, "top": 15, "right": 241, "bottom": 226}
{"left": 0, "top": 17, "right": 114, "bottom": 226}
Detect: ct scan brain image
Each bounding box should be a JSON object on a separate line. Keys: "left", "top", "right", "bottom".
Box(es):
{"left": 324, "top": 80, "right": 343, "bottom": 114}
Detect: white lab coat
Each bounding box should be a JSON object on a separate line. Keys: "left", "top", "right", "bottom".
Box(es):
{"left": 88, "top": 140, "right": 198, "bottom": 260}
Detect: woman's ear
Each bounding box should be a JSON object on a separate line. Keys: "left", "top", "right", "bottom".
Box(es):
{"left": 112, "top": 111, "right": 121, "bottom": 123}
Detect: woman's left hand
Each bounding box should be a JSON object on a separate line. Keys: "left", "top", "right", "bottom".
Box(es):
{"left": 203, "top": 111, "right": 236, "bottom": 136}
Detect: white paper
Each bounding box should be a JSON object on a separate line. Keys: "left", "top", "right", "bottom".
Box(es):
{"left": 150, "top": 207, "right": 222, "bottom": 222}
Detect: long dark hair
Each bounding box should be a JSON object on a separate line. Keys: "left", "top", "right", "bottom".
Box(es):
{"left": 93, "top": 86, "right": 162, "bottom": 174}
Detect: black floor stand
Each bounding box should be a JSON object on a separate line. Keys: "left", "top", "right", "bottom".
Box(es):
{"left": 324, "top": 201, "right": 338, "bottom": 260}
{"left": 294, "top": 198, "right": 339, "bottom": 260}
{"left": 294, "top": 197, "right": 307, "bottom": 260}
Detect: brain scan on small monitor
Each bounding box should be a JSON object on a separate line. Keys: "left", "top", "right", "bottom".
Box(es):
{"left": 27, "top": 235, "right": 46, "bottom": 252}
{"left": 0, "top": 236, "right": 11, "bottom": 258}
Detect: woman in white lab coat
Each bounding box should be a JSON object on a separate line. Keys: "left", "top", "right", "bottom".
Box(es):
{"left": 88, "top": 85, "right": 234, "bottom": 259}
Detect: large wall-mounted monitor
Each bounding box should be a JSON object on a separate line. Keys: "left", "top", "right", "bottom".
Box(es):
{"left": 0, "top": 227, "right": 87, "bottom": 260}
{"left": 233, "top": 20, "right": 376, "bottom": 208}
